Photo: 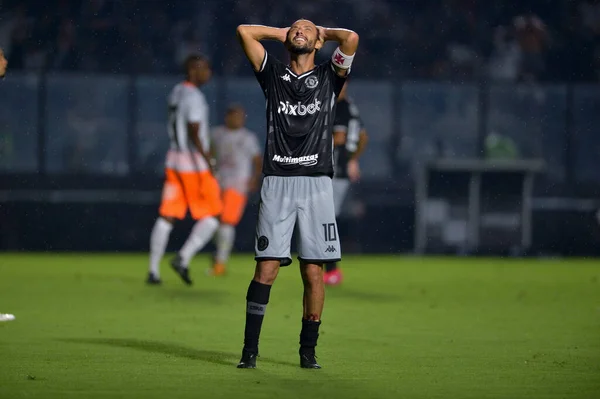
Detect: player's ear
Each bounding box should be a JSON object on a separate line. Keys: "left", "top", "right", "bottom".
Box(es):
{"left": 314, "top": 35, "right": 324, "bottom": 51}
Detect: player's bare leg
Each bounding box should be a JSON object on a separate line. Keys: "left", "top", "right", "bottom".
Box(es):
{"left": 237, "top": 260, "right": 279, "bottom": 368}
{"left": 298, "top": 262, "right": 324, "bottom": 368}
{"left": 147, "top": 216, "right": 175, "bottom": 285}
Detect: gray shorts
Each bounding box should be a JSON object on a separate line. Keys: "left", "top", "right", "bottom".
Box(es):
{"left": 332, "top": 177, "right": 350, "bottom": 217}
{"left": 255, "top": 175, "right": 341, "bottom": 266}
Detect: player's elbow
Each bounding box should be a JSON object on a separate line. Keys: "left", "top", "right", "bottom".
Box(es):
{"left": 333, "top": 131, "right": 346, "bottom": 146}
{"left": 236, "top": 25, "right": 249, "bottom": 39}
{"left": 358, "top": 130, "right": 369, "bottom": 148}
{"left": 345, "top": 31, "right": 359, "bottom": 48}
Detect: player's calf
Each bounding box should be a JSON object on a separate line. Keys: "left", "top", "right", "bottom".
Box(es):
{"left": 237, "top": 278, "right": 272, "bottom": 369}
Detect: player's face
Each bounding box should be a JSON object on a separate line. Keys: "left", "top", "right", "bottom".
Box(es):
{"left": 189, "top": 60, "right": 212, "bottom": 85}
{"left": 286, "top": 20, "right": 320, "bottom": 55}
{"left": 0, "top": 49, "right": 7, "bottom": 78}
{"left": 225, "top": 108, "right": 245, "bottom": 130}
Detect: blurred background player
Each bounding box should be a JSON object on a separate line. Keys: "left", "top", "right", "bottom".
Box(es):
{"left": 0, "top": 47, "right": 14, "bottom": 322}
{"left": 0, "top": 48, "right": 6, "bottom": 78}
{"left": 146, "top": 54, "right": 222, "bottom": 286}
{"left": 323, "top": 82, "right": 368, "bottom": 286}
{"left": 209, "top": 104, "right": 262, "bottom": 276}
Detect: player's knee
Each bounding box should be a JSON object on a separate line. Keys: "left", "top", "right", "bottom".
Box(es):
{"left": 160, "top": 216, "right": 176, "bottom": 224}
{"left": 203, "top": 216, "right": 219, "bottom": 230}
{"left": 253, "top": 260, "right": 279, "bottom": 284}
{"left": 301, "top": 264, "right": 324, "bottom": 286}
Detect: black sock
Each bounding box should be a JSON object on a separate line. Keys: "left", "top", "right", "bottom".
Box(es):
{"left": 299, "top": 319, "right": 322, "bottom": 354}
{"left": 325, "top": 262, "right": 337, "bottom": 273}
{"left": 243, "top": 280, "right": 271, "bottom": 354}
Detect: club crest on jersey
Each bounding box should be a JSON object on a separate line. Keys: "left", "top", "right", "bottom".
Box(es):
{"left": 304, "top": 75, "right": 319, "bottom": 89}
{"left": 277, "top": 98, "right": 321, "bottom": 116}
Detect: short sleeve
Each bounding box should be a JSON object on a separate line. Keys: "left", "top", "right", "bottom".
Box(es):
{"left": 183, "top": 92, "right": 205, "bottom": 123}
{"left": 254, "top": 52, "right": 279, "bottom": 94}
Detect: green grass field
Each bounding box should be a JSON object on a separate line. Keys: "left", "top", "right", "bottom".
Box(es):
{"left": 1, "top": 254, "right": 599, "bottom": 399}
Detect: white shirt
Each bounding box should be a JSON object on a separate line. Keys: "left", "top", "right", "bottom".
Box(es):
{"left": 211, "top": 126, "right": 261, "bottom": 193}
{"left": 165, "top": 82, "right": 210, "bottom": 172}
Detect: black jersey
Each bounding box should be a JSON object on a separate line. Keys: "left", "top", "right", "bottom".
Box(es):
{"left": 333, "top": 98, "right": 363, "bottom": 179}
{"left": 254, "top": 52, "right": 346, "bottom": 177}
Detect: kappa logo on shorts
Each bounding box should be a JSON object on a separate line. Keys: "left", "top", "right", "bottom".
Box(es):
{"left": 325, "top": 245, "right": 337, "bottom": 253}
{"left": 257, "top": 236, "right": 269, "bottom": 251}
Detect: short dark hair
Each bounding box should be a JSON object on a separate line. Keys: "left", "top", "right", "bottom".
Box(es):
{"left": 183, "top": 54, "right": 209, "bottom": 74}
{"left": 226, "top": 103, "right": 245, "bottom": 114}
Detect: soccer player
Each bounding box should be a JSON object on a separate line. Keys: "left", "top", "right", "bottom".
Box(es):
{"left": 323, "top": 82, "right": 368, "bottom": 285}
{"left": 209, "top": 104, "right": 262, "bottom": 276}
{"left": 235, "top": 20, "right": 359, "bottom": 369}
{"left": 0, "top": 48, "right": 13, "bottom": 323}
{"left": 146, "top": 54, "right": 222, "bottom": 286}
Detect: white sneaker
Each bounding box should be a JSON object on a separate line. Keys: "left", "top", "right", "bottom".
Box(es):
{"left": 0, "top": 313, "right": 15, "bottom": 322}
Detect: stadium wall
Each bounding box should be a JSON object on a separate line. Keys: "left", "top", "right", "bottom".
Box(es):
{"left": 1, "top": 73, "right": 599, "bottom": 256}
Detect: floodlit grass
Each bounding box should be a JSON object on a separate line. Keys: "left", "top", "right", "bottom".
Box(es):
{"left": 0, "top": 253, "right": 599, "bottom": 399}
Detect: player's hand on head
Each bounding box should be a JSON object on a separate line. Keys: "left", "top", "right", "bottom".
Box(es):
{"left": 280, "top": 27, "right": 290, "bottom": 42}
{"left": 347, "top": 159, "right": 361, "bottom": 183}
{"left": 317, "top": 26, "right": 326, "bottom": 45}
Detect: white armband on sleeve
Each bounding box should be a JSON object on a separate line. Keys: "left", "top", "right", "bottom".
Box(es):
{"left": 332, "top": 47, "right": 355, "bottom": 69}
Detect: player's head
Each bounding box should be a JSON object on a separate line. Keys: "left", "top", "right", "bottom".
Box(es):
{"left": 184, "top": 54, "right": 211, "bottom": 86}
{"left": 225, "top": 104, "right": 246, "bottom": 130}
{"left": 0, "top": 48, "right": 7, "bottom": 78}
{"left": 285, "top": 19, "right": 323, "bottom": 56}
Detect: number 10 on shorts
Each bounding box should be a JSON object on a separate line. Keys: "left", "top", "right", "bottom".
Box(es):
{"left": 322, "top": 223, "right": 337, "bottom": 242}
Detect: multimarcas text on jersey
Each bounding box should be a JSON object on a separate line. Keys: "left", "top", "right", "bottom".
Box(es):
{"left": 254, "top": 52, "right": 347, "bottom": 177}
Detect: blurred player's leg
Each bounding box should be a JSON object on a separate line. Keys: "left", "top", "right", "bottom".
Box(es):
{"left": 177, "top": 216, "right": 219, "bottom": 265}
{"left": 211, "top": 189, "right": 247, "bottom": 276}
{"left": 148, "top": 217, "right": 173, "bottom": 284}
{"left": 212, "top": 224, "right": 235, "bottom": 275}
{"left": 148, "top": 168, "right": 186, "bottom": 285}
{"left": 171, "top": 171, "right": 222, "bottom": 285}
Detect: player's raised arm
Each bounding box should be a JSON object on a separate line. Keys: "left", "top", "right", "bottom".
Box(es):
{"left": 236, "top": 25, "right": 288, "bottom": 72}
{"left": 318, "top": 27, "right": 359, "bottom": 77}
